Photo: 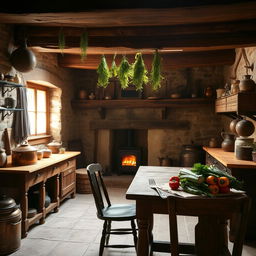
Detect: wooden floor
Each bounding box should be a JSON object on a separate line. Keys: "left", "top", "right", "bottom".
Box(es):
{"left": 10, "top": 176, "right": 256, "bottom": 256}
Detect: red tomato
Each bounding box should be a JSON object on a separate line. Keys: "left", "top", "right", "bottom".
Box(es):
{"left": 218, "top": 177, "right": 230, "bottom": 187}
{"left": 206, "top": 175, "right": 218, "bottom": 185}
{"left": 208, "top": 184, "right": 219, "bottom": 194}
{"left": 169, "top": 176, "right": 180, "bottom": 190}
{"left": 219, "top": 186, "right": 230, "bottom": 194}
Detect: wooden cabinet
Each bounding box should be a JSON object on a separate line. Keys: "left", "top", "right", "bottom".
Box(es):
{"left": 0, "top": 152, "right": 80, "bottom": 238}
{"left": 59, "top": 159, "right": 76, "bottom": 200}
{"left": 204, "top": 147, "right": 256, "bottom": 240}
{"left": 215, "top": 92, "right": 256, "bottom": 117}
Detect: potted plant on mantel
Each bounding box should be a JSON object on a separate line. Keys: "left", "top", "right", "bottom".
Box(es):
{"left": 252, "top": 142, "right": 256, "bottom": 162}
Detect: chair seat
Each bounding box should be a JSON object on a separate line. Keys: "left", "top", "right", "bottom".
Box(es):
{"left": 100, "top": 204, "right": 136, "bottom": 221}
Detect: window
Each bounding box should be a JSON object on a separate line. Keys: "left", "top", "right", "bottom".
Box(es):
{"left": 27, "top": 83, "right": 49, "bottom": 136}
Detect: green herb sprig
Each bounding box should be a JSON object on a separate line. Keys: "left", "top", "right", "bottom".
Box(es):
{"left": 132, "top": 53, "right": 148, "bottom": 91}
{"left": 58, "top": 27, "right": 65, "bottom": 56}
{"left": 97, "top": 55, "right": 110, "bottom": 88}
{"left": 150, "top": 49, "right": 164, "bottom": 91}
{"left": 117, "top": 56, "right": 133, "bottom": 89}
{"left": 109, "top": 54, "right": 118, "bottom": 78}
{"left": 80, "top": 31, "right": 88, "bottom": 61}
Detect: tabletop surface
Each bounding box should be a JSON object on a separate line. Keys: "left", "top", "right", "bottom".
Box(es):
{"left": 0, "top": 151, "right": 81, "bottom": 173}
{"left": 126, "top": 166, "right": 181, "bottom": 200}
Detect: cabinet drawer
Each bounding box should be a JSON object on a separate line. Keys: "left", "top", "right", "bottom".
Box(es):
{"left": 57, "top": 159, "right": 76, "bottom": 172}
{"left": 215, "top": 98, "right": 226, "bottom": 112}
{"left": 226, "top": 94, "right": 238, "bottom": 112}
{"left": 60, "top": 168, "right": 76, "bottom": 197}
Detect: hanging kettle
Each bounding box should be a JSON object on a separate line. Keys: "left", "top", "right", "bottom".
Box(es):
{"left": 10, "top": 41, "right": 37, "bottom": 73}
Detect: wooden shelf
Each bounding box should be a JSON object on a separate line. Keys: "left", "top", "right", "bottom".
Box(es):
{"left": 215, "top": 92, "right": 256, "bottom": 119}
{"left": 203, "top": 147, "right": 256, "bottom": 169}
{"left": 71, "top": 98, "right": 214, "bottom": 109}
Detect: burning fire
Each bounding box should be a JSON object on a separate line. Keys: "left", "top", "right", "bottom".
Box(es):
{"left": 121, "top": 155, "right": 136, "bottom": 166}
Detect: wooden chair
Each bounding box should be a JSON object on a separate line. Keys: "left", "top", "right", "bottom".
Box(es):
{"left": 86, "top": 163, "right": 137, "bottom": 256}
{"left": 167, "top": 194, "right": 250, "bottom": 256}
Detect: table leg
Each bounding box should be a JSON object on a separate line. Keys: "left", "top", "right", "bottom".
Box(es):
{"left": 39, "top": 182, "right": 46, "bottom": 224}
{"left": 136, "top": 200, "right": 152, "bottom": 256}
{"left": 195, "top": 216, "right": 227, "bottom": 256}
{"left": 53, "top": 174, "right": 60, "bottom": 213}
{"left": 21, "top": 190, "right": 28, "bottom": 238}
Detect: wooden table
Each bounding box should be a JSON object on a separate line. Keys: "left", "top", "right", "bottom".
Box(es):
{"left": 0, "top": 151, "right": 80, "bottom": 238}
{"left": 126, "top": 166, "right": 230, "bottom": 256}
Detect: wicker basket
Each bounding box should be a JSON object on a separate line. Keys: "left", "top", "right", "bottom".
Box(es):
{"left": 76, "top": 168, "right": 92, "bottom": 194}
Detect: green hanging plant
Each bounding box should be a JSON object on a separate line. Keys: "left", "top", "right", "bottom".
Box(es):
{"left": 97, "top": 55, "right": 110, "bottom": 88}
{"left": 150, "top": 49, "right": 164, "bottom": 91}
{"left": 132, "top": 53, "right": 148, "bottom": 91}
{"left": 117, "top": 56, "right": 133, "bottom": 89}
{"left": 80, "top": 30, "right": 88, "bottom": 61}
{"left": 109, "top": 54, "right": 118, "bottom": 78}
{"left": 58, "top": 27, "right": 65, "bottom": 56}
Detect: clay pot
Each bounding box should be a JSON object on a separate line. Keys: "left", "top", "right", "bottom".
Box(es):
{"left": 236, "top": 146, "right": 253, "bottom": 161}
{"left": 229, "top": 118, "right": 241, "bottom": 135}
{"left": 221, "top": 132, "right": 235, "bottom": 152}
{"left": 180, "top": 143, "right": 205, "bottom": 167}
{"left": 12, "top": 142, "right": 37, "bottom": 166}
{"left": 239, "top": 75, "right": 256, "bottom": 92}
{"left": 209, "top": 138, "right": 218, "bottom": 148}
{"left": 47, "top": 140, "right": 62, "bottom": 154}
{"left": 235, "top": 119, "right": 255, "bottom": 137}
{"left": 10, "top": 44, "right": 37, "bottom": 73}
{"left": 158, "top": 157, "right": 172, "bottom": 166}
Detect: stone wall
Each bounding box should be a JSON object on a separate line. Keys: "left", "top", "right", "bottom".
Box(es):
{"left": 71, "top": 66, "right": 227, "bottom": 167}
{"left": 224, "top": 47, "right": 256, "bottom": 140}
{"left": 0, "top": 24, "right": 76, "bottom": 150}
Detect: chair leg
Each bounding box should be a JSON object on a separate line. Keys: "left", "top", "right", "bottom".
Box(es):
{"left": 105, "top": 220, "right": 111, "bottom": 246}
{"left": 99, "top": 221, "right": 107, "bottom": 256}
{"left": 131, "top": 219, "right": 137, "bottom": 247}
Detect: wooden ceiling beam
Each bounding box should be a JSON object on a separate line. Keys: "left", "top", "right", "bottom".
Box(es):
{"left": 1, "top": 2, "right": 256, "bottom": 27}
{"left": 26, "top": 32, "right": 256, "bottom": 51}
{"left": 17, "top": 19, "right": 256, "bottom": 38}
{"left": 57, "top": 50, "right": 235, "bottom": 70}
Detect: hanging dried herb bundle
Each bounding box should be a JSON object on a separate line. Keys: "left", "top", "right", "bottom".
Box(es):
{"left": 117, "top": 56, "right": 133, "bottom": 89}
{"left": 80, "top": 31, "right": 88, "bottom": 61}
{"left": 58, "top": 28, "right": 65, "bottom": 56}
{"left": 97, "top": 55, "right": 110, "bottom": 88}
{"left": 132, "top": 53, "right": 148, "bottom": 91}
{"left": 150, "top": 49, "right": 164, "bottom": 91}
{"left": 109, "top": 54, "right": 118, "bottom": 78}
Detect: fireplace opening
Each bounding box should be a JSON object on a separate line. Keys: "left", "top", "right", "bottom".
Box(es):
{"left": 112, "top": 129, "right": 147, "bottom": 175}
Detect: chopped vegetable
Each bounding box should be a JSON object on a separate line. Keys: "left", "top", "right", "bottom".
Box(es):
{"left": 208, "top": 184, "right": 219, "bottom": 194}
{"left": 206, "top": 175, "right": 218, "bottom": 185}
{"left": 218, "top": 177, "right": 230, "bottom": 187}
{"left": 80, "top": 30, "right": 88, "bottom": 61}
{"left": 179, "top": 168, "right": 205, "bottom": 184}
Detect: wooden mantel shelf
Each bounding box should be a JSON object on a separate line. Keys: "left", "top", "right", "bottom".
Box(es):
{"left": 203, "top": 147, "right": 256, "bottom": 169}
{"left": 71, "top": 98, "right": 214, "bottom": 109}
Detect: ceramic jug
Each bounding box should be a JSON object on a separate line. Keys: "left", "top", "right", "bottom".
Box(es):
{"left": 239, "top": 75, "right": 256, "bottom": 92}
{"left": 221, "top": 132, "right": 235, "bottom": 152}
{"left": 0, "top": 148, "right": 7, "bottom": 167}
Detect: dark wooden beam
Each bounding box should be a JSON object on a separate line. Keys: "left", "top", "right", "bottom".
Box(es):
{"left": 58, "top": 50, "right": 235, "bottom": 70}
{"left": 1, "top": 2, "right": 256, "bottom": 27}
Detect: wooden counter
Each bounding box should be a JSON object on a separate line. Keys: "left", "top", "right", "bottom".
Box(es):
{"left": 203, "top": 147, "right": 256, "bottom": 240}
{"left": 0, "top": 151, "right": 80, "bottom": 238}
{"left": 203, "top": 147, "right": 256, "bottom": 169}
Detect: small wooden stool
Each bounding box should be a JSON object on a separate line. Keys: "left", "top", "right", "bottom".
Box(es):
{"left": 76, "top": 168, "right": 92, "bottom": 194}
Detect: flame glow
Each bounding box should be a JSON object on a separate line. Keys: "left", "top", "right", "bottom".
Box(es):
{"left": 121, "top": 155, "right": 136, "bottom": 166}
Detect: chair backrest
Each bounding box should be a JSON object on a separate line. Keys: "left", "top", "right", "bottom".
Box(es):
{"left": 87, "top": 163, "right": 111, "bottom": 218}
{"left": 167, "top": 194, "right": 250, "bottom": 256}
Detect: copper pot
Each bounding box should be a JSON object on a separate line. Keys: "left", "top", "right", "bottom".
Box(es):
{"left": 47, "top": 140, "right": 62, "bottom": 154}
{"left": 12, "top": 142, "right": 37, "bottom": 166}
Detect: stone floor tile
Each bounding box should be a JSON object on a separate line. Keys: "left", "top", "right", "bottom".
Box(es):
{"left": 47, "top": 241, "right": 89, "bottom": 256}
